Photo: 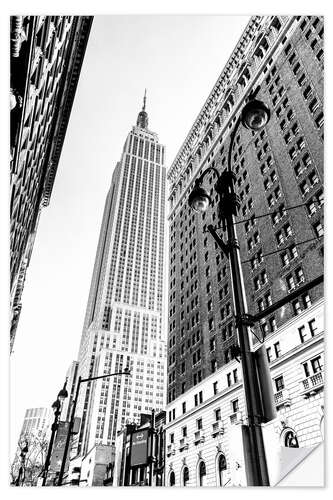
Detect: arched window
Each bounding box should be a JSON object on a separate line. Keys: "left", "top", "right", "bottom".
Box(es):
{"left": 218, "top": 454, "right": 227, "bottom": 486}
{"left": 169, "top": 470, "right": 175, "bottom": 487}
{"left": 198, "top": 461, "right": 206, "bottom": 486}
{"left": 183, "top": 466, "right": 189, "bottom": 486}
{"left": 284, "top": 430, "right": 299, "bottom": 448}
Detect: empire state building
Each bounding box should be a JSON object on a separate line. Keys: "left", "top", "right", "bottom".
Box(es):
{"left": 76, "top": 94, "right": 167, "bottom": 456}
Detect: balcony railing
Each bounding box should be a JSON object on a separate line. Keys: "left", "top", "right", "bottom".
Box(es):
{"left": 274, "top": 388, "right": 291, "bottom": 408}
{"left": 212, "top": 420, "right": 224, "bottom": 437}
{"left": 194, "top": 430, "right": 205, "bottom": 445}
{"left": 301, "top": 371, "right": 324, "bottom": 396}
{"left": 179, "top": 438, "right": 189, "bottom": 451}
{"left": 166, "top": 444, "right": 176, "bottom": 457}
{"left": 229, "top": 411, "right": 242, "bottom": 425}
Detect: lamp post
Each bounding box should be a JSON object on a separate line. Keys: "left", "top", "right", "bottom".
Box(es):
{"left": 189, "top": 98, "right": 271, "bottom": 486}
{"left": 57, "top": 367, "right": 131, "bottom": 486}
{"left": 42, "top": 380, "right": 68, "bottom": 486}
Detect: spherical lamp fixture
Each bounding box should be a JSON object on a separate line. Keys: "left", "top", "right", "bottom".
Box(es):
{"left": 188, "top": 185, "right": 211, "bottom": 212}
{"left": 241, "top": 99, "right": 270, "bottom": 131}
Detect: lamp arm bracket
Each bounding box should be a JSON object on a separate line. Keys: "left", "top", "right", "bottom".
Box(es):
{"left": 207, "top": 224, "right": 230, "bottom": 256}
{"left": 196, "top": 166, "right": 220, "bottom": 185}
{"left": 235, "top": 313, "right": 256, "bottom": 327}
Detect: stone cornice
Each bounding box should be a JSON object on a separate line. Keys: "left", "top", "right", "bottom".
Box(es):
{"left": 42, "top": 16, "right": 93, "bottom": 206}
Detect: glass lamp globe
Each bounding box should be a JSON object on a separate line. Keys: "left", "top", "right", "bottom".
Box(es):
{"left": 241, "top": 100, "right": 270, "bottom": 131}
{"left": 57, "top": 387, "right": 68, "bottom": 402}
{"left": 52, "top": 399, "right": 61, "bottom": 413}
{"left": 188, "top": 186, "right": 211, "bottom": 212}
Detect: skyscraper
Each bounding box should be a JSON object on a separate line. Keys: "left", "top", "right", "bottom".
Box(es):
{"left": 75, "top": 94, "right": 167, "bottom": 458}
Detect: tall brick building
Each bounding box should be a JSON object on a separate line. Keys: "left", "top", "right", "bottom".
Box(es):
{"left": 167, "top": 15, "right": 323, "bottom": 404}
{"left": 164, "top": 15, "right": 324, "bottom": 487}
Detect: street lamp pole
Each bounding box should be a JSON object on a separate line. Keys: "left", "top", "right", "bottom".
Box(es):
{"left": 57, "top": 368, "right": 131, "bottom": 486}
{"left": 42, "top": 379, "right": 68, "bottom": 486}
{"left": 189, "top": 99, "right": 271, "bottom": 486}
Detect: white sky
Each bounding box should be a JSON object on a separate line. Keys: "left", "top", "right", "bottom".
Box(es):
{"left": 8, "top": 14, "right": 251, "bottom": 459}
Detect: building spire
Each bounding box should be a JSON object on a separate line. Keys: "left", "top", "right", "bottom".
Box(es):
{"left": 137, "top": 89, "right": 148, "bottom": 129}
{"left": 143, "top": 88, "right": 147, "bottom": 111}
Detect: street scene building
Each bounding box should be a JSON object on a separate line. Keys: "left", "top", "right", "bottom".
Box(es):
{"left": 71, "top": 96, "right": 167, "bottom": 481}
{"left": 165, "top": 300, "right": 324, "bottom": 486}
{"left": 166, "top": 15, "right": 323, "bottom": 486}
{"left": 10, "top": 16, "right": 93, "bottom": 352}
{"left": 10, "top": 14, "right": 324, "bottom": 488}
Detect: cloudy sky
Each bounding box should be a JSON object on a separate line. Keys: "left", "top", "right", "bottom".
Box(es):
{"left": 9, "top": 15, "right": 251, "bottom": 457}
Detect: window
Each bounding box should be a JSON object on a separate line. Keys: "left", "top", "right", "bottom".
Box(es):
{"left": 231, "top": 399, "right": 239, "bottom": 413}
{"left": 197, "top": 418, "right": 203, "bottom": 430}
{"left": 233, "top": 368, "right": 238, "bottom": 383}
{"left": 295, "top": 267, "right": 304, "bottom": 284}
{"left": 213, "top": 381, "right": 218, "bottom": 395}
{"left": 169, "top": 471, "right": 175, "bottom": 486}
{"left": 182, "top": 426, "right": 187, "bottom": 438}
{"left": 308, "top": 318, "right": 318, "bottom": 337}
{"left": 274, "top": 342, "right": 281, "bottom": 358}
{"left": 314, "top": 221, "right": 324, "bottom": 237}
{"left": 266, "top": 347, "right": 272, "bottom": 362}
{"left": 309, "top": 171, "right": 319, "bottom": 186}
{"left": 284, "top": 430, "right": 299, "bottom": 448}
{"left": 183, "top": 467, "right": 189, "bottom": 487}
{"left": 198, "top": 461, "right": 206, "bottom": 487}
{"left": 290, "top": 245, "right": 298, "bottom": 259}
{"left": 227, "top": 373, "right": 232, "bottom": 387}
{"left": 281, "top": 252, "right": 289, "bottom": 267}
{"left": 182, "top": 402, "right": 186, "bottom": 414}
{"left": 299, "top": 325, "right": 307, "bottom": 343}
{"left": 275, "top": 375, "right": 284, "bottom": 392}
{"left": 218, "top": 454, "right": 227, "bottom": 486}
{"left": 286, "top": 274, "right": 295, "bottom": 291}
{"left": 311, "top": 356, "right": 323, "bottom": 373}
{"left": 293, "top": 299, "right": 301, "bottom": 315}
{"left": 215, "top": 408, "right": 221, "bottom": 421}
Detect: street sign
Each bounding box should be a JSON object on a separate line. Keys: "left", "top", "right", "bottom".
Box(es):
{"left": 130, "top": 429, "right": 149, "bottom": 467}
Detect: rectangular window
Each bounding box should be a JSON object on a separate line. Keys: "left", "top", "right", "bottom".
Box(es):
{"left": 311, "top": 356, "right": 323, "bottom": 373}
{"left": 232, "top": 399, "right": 239, "bottom": 413}
{"left": 266, "top": 347, "right": 272, "bottom": 362}
{"left": 274, "top": 342, "right": 281, "bottom": 358}
{"left": 299, "top": 325, "right": 307, "bottom": 343}
{"left": 308, "top": 318, "right": 318, "bottom": 337}
{"left": 314, "top": 221, "right": 324, "bottom": 237}
{"left": 274, "top": 375, "right": 284, "bottom": 392}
